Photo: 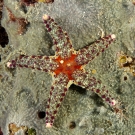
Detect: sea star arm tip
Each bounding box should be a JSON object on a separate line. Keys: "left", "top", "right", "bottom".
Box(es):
{"left": 111, "top": 34, "right": 116, "bottom": 39}
{"left": 46, "top": 123, "right": 52, "bottom": 128}
{"left": 6, "top": 61, "right": 16, "bottom": 68}
{"left": 7, "top": 62, "right": 12, "bottom": 68}
{"left": 42, "top": 14, "right": 50, "bottom": 21}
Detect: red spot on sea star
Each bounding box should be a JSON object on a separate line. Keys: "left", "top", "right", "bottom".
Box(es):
{"left": 56, "top": 104, "right": 60, "bottom": 108}
{"left": 61, "top": 93, "right": 65, "bottom": 96}
{"left": 106, "top": 97, "right": 110, "bottom": 102}
{"left": 102, "top": 95, "right": 106, "bottom": 98}
{"left": 60, "top": 98, "right": 63, "bottom": 102}
{"left": 48, "top": 28, "right": 52, "bottom": 32}
{"left": 51, "top": 116, "right": 54, "bottom": 119}
{"left": 46, "top": 24, "right": 50, "bottom": 28}
{"left": 53, "top": 111, "right": 57, "bottom": 114}
{"left": 96, "top": 89, "right": 100, "bottom": 93}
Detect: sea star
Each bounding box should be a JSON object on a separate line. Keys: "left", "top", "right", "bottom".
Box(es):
{"left": 7, "top": 14, "right": 123, "bottom": 128}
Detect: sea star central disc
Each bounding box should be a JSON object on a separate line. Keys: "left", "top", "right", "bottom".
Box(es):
{"left": 54, "top": 53, "right": 82, "bottom": 80}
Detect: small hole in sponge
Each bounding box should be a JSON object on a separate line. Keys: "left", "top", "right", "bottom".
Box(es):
{"left": 124, "top": 76, "right": 127, "bottom": 81}
{"left": 69, "top": 121, "right": 76, "bottom": 129}
{"left": 38, "top": 111, "right": 46, "bottom": 119}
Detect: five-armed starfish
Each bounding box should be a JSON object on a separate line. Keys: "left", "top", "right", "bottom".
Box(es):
{"left": 7, "top": 14, "right": 123, "bottom": 128}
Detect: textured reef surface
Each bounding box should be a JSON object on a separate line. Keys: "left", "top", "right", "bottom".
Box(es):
{"left": 0, "top": 0, "right": 135, "bottom": 134}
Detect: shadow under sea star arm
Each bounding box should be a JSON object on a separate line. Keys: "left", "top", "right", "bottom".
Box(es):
{"left": 7, "top": 55, "right": 58, "bottom": 72}
{"left": 42, "top": 14, "right": 74, "bottom": 58}
{"left": 75, "top": 34, "right": 116, "bottom": 65}
{"left": 72, "top": 69, "right": 125, "bottom": 117}
{"left": 45, "top": 73, "right": 70, "bottom": 128}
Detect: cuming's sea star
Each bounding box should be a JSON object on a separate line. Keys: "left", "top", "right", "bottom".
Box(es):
{"left": 7, "top": 14, "right": 123, "bottom": 128}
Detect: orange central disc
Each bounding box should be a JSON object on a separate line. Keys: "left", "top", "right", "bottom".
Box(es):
{"left": 54, "top": 54, "right": 82, "bottom": 80}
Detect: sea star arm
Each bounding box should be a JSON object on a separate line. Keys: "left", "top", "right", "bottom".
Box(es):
{"left": 43, "top": 14, "right": 73, "bottom": 58}
{"left": 7, "top": 55, "right": 58, "bottom": 72}
{"left": 46, "top": 73, "right": 70, "bottom": 128}
{"left": 76, "top": 34, "right": 116, "bottom": 65}
{"left": 72, "top": 70, "right": 124, "bottom": 115}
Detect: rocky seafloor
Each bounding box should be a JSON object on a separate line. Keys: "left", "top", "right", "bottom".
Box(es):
{"left": 0, "top": 0, "right": 135, "bottom": 134}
